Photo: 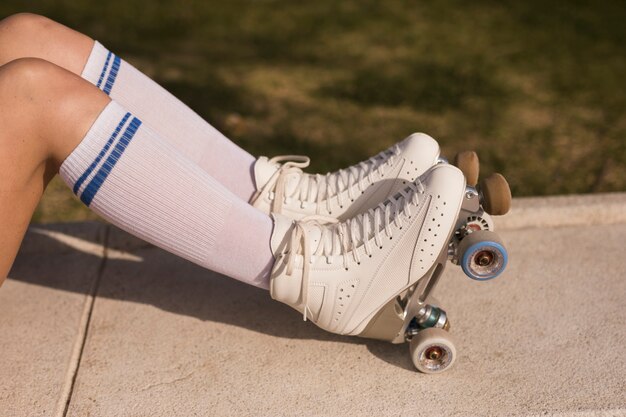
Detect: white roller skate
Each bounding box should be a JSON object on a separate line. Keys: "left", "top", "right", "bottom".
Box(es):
{"left": 358, "top": 156, "right": 512, "bottom": 374}
{"left": 251, "top": 133, "right": 441, "bottom": 220}
{"left": 269, "top": 155, "right": 512, "bottom": 374}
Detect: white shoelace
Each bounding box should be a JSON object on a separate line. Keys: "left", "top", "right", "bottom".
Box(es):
{"left": 251, "top": 146, "right": 401, "bottom": 214}
{"left": 284, "top": 180, "right": 425, "bottom": 320}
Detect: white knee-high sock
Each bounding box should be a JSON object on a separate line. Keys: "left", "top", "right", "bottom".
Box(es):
{"left": 60, "top": 100, "right": 273, "bottom": 289}
{"left": 80, "top": 41, "right": 256, "bottom": 202}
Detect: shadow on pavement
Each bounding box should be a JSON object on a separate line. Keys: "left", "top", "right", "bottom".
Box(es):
{"left": 8, "top": 222, "right": 416, "bottom": 371}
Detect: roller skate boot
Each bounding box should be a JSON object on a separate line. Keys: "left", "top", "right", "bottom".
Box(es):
{"left": 251, "top": 133, "right": 441, "bottom": 220}
{"left": 270, "top": 153, "right": 513, "bottom": 374}
{"left": 269, "top": 163, "right": 465, "bottom": 346}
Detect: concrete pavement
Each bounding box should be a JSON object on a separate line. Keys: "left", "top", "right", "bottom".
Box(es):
{"left": 1, "top": 193, "right": 625, "bottom": 416}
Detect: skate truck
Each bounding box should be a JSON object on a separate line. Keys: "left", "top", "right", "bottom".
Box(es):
{"left": 359, "top": 151, "right": 511, "bottom": 373}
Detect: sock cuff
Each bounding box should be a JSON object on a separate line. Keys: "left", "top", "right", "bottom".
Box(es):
{"left": 81, "top": 41, "right": 121, "bottom": 96}
{"left": 60, "top": 101, "right": 140, "bottom": 206}
{"left": 81, "top": 41, "right": 108, "bottom": 84}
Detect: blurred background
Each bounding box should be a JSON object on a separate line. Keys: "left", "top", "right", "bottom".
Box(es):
{"left": 1, "top": 1, "right": 624, "bottom": 223}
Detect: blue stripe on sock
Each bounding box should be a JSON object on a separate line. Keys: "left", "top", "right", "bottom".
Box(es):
{"left": 80, "top": 117, "right": 142, "bottom": 207}
{"left": 96, "top": 51, "right": 113, "bottom": 89}
{"left": 73, "top": 112, "right": 132, "bottom": 195}
{"left": 102, "top": 55, "right": 121, "bottom": 95}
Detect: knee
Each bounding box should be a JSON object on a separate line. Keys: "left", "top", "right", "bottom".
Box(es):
{"left": 0, "top": 58, "right": 69, "bottom": 165}
{"left": 0, "top": 57, "right": 59, "bottom": 90}
{"left": 0, "top": 13, "right": 92, "bottom": 73}
{"left": 0, "top": 13, "right": 55, "bottom": 39}
{"left": 0, "top": 58, "right": 69, "bottom": 114}
{"left": 0, "top": 58, "right": 61, "bottom": 126}
{"left": 0, "top": 56, "right": 108, "bottom": 164}
{"left": 0, "top": 14, "right": 58, "bottom": 63}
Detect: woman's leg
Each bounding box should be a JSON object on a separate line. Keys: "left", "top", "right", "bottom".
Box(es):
{"left": 0, "top": 13, "right": 257, "bottom": 201}
{"left": 0, "top": 57, "right": 109, "bottom": 285}
{"left": 0, "top": 58, "right": 273, "bottom": 289}
{"left": 0, "top": 57, "right": 470, "bottom": 341}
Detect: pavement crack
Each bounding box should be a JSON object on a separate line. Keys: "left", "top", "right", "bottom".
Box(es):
{"left": 140, "top": 372, "right": 195, "bottom": 392}
{"left": 55, "top": 224, "right": 111, "bottom": 417}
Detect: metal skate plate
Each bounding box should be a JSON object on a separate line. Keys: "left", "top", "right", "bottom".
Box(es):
{"left": 358, "top": 250, "right": 449, "bottom": 344}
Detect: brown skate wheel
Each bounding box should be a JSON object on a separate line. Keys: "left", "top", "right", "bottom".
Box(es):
{"left": 479, "top": 173, "right": 512, "bottom": 215}
{"left": 453, "top": 151, "right": 480, "bottom": 187}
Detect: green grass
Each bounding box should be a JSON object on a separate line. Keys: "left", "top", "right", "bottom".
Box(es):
{"left": 1, "top": 1, "right": 624, "bottom": 223}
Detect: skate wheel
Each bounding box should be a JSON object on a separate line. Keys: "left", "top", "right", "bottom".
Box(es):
{"left": 479, "top": 173, "right": 511, "bottom": 215}
{"left": 453, "top": 151, "right": 479, "bottom": 187}
{"left": 409, "top": 327, "right": 456, "bottom": 374}
{"left": 458, "top": 230, "right": 508, "bottom": 280}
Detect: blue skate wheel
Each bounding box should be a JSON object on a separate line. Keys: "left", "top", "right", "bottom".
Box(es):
{"left": 458, "top": 230, "right": 508, "bottom": 281}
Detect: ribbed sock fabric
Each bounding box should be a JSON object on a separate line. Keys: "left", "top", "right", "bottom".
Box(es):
{"left": 80, "top": 41, "right": 257, "bottom": 202}
{"left": 59, "top": 100, "right": 273, "bottom": 289}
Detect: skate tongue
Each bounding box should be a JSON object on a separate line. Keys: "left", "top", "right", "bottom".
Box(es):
{"left": 270, "top": 213, "right": 297, "bottom": 254}
{"left": 270, "top": 214, "right": 330, "bottom": 257}
{"left": 300, "top": 221, "right": 325, "bottom": 254}
{"left": 254, "top": 156, "right": 282, "bottom": 191}
{"left": 253, "top": 156, "right": 308, "bottom": 197}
